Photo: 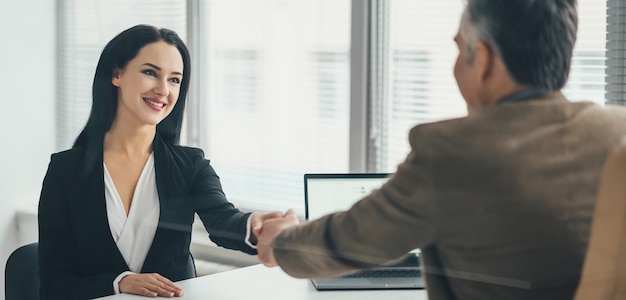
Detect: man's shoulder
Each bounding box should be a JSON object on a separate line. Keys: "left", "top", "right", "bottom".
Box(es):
{"left": 548, "top": 100, "right": 626, "bottom": 129}
{"left": 581, "top": 102, "right": 626, "bottom": 118}
{"left": 407, "top": 100, "right": 626, "bottom": 151}
{"left": 411, "top": 100, "right": 626, "bottom": 133}
{"left": 407, "top": 114, "right": 477, "bottom": 140}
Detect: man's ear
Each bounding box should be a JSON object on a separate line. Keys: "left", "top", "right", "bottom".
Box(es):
{"left": 474, "top": 42, "right": 494, "bottom": 82}
{"left": 111, "top": 68, "right": 122, "bottom": 87}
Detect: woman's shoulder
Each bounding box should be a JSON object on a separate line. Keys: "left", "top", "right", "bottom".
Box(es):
{"left": 163, "top": 143, "right": 206, "bottom": 160}
{"left": 154, "top": 133, "right": 205, "bottom": 159}
{"left": 45, "top": 147, "right": 94, "bottom": 184}
{"left": 168, "top": 144, "right": 204, "bottom": 155}
{"left": 49, "top": 147, "right": 87, "bottom": 164}
{"left": 158, "top": 143, "right": 214, "bottom": 175}
{"left": 157, "top": 144, "right": 215, "bottom": 182}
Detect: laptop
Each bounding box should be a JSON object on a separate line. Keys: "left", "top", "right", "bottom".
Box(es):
{"left": 304, "top": 173, "right": 425, "bottom": 290}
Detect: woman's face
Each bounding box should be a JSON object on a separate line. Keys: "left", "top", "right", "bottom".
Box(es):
{"left": 111, "top": 40, "right": 184, "bottom": 128}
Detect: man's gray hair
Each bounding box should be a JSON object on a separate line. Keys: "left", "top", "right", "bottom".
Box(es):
{"left": 460, "top": 0, "right": 578, "bottom": 91}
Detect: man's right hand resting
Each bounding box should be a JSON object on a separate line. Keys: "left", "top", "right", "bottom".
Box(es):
{"left": 119, "top": 273, "right": 184, "bottom": 298}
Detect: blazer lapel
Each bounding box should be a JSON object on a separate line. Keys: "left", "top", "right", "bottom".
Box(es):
{"left": 72, "top": 143, "right": 129, "bottom": 272}
{"left": 140, "top": 134, "right": 195, "bottom": 273}
{"left": 141, "top": 134, "right": 179, "bottom": 272}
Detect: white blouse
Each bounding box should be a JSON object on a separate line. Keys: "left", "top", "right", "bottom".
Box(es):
{"left": 103, "top": 152, "right": 255, "bottom": 294}
{"left": 104, "top": 153, "right": 159, "bottom": 293}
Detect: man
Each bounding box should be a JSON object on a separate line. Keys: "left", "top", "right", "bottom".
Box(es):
{"left": 256, "top": 0, "right": 626, "bottom": 299}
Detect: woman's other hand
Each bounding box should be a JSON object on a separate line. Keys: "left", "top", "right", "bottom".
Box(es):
{"left": 119, "top": 273, "right": 184, "bottom": 298}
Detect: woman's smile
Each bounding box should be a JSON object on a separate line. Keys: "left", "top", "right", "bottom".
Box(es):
{"left": 143, "top": 97, "right": 166, "bottom": 111}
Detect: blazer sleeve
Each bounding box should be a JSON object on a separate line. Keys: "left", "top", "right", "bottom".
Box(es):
{"left": 272, "top": 126, "right": 436, "bottom": 278}
{"left": 38, "top": 155, "right": 117, "bottom": 300}
{"left": 190, "top": 152, "right": 256, "bottom": 255}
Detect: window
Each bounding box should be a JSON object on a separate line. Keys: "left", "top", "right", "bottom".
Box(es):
{"left": 372, "top": 0, "right": 466, "bottom": 172}
{"left": 214, "top": 50, "right": 260, "bottom": 113}
{"left": 316, "top": 51, "right": 350, "bottom": 120}
{"left": 193, "top": 0, "right": 352, "bottom": 213}
{"left": 562, "top": 0, "right": 607, "bottom": 104}
{"left": 565, "top": 50, "right": 606, "bottom": 103}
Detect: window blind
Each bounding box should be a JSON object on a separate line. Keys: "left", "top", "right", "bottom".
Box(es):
{"left": 562, "top": 0, "right": 607, "bottom": 105}
{"left": 56, "top": 0, "right": 187, "bottom": 150}
{"left": 606, "top": 0, "right": 626, "bottom": 106}
{"left": 371, "top": 0, "right": 467, "bottom": 172}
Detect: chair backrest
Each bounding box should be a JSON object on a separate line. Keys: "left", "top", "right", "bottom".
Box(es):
{"left": 188, "top": 254, "right": 197, "bottom": 278}
{"left": 5, "top": 242, "right": 39, "bottom": 300}
{"left": 575, "top": 144, "right": 626, "bottom": 300}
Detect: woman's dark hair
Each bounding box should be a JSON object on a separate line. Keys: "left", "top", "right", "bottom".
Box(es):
{"left": 73, "top": 24, "right": 191, "bottom": 148}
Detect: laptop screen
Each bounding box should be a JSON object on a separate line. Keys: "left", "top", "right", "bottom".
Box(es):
{"left": 304, "top": 173, "right": 391, "bottom": 220}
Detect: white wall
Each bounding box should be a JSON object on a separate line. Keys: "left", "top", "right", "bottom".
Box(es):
{"left": 0, "top": 1, "right": 56, "bottom": 299}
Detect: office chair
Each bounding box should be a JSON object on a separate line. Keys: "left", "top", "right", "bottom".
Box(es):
{"left": 575, "top": 144, "right": 626, "bottom": 300}
{"left": 5, "top": 242, "right": 39, "bottom": 300}
{"left": 188, "top": 254, "right": 197, "bottom": 278}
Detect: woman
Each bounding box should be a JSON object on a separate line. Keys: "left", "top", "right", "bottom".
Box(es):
{"left": 38, "top": 25, "right": 281, "bottom": 299}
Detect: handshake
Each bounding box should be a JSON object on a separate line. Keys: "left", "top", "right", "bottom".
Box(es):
{"left": 250, "top": 210, "right": 300, "bottom": 267}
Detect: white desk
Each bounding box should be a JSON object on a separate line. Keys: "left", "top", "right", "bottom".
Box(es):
{"left": 96, "top": 264, "right": 427, "bottom": 299}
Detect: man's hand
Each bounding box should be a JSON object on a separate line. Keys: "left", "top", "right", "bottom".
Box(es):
{"left": 119, "top": 273, "right": 184, "bottom": 298}
{"left": 256, "top": 209, "right": 300, "bottom": 267}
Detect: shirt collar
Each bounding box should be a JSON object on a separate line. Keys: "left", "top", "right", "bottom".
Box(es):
{"left": 498, "top": 89, "right": 547, "bottom": 105}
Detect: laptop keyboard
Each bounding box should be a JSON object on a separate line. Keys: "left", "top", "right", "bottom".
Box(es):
{"left": 341, "top": 269, "right": 421, "bottom": 278}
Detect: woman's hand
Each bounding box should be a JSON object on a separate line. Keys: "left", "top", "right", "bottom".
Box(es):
{"left": 251, "top": 211, "right": 285, "bottom": 238}
{"left": 256, "top": 209, "right": 300, "bottom": 267}
{"left": 119, "top": 273, "right": 184, "bottom": 298}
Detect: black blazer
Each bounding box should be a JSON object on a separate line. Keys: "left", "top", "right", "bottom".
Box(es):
{"left": 38, "top": 134, "right": 255, "bottom": 300}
